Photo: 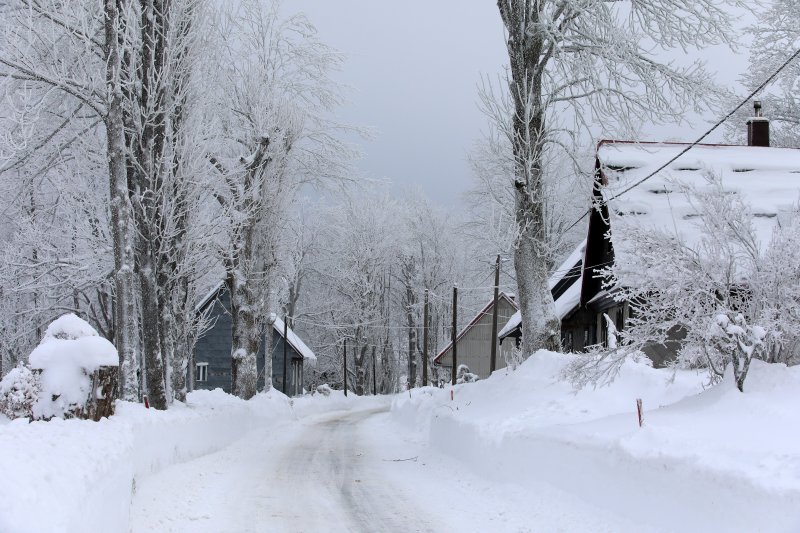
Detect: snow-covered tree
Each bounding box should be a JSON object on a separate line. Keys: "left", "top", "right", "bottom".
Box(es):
{"left": 205, "top": 0, "right": 352, "bottom": 398}
{"left": 734, "top": 0, "right": 800, "bottom": 147}
{"left": 492, "top": 0, "right": 744, "bottom": 356}
{"left": 569, "top": 173, "right": 800, "bottom": 392}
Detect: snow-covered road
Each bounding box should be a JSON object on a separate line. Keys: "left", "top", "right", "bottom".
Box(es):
{"left": 130, "top": 401, "right": 656, "bottom": 532}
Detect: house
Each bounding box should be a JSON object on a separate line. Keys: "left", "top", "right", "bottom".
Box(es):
{"left": 434, "top": 292, "right": 519, "bottom": 378}
{"left": 498, "top": 240, "right": 590, "bottom": 352}
{"left": 502, "top": 104, "right": 800, "bottom": 365}
{"left": 193, "top": 284, "right": 316, "bottom": 396}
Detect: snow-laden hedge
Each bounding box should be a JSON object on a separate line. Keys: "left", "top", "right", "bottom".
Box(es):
{"left": 0, "top": 389, "right": 292, "bottom": 533}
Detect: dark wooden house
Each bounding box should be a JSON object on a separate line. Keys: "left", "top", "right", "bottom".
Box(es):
{"left": 501, "top": 110, "right": 800, "bottom": 365}
{"left": 194, "top": 285, "right": 316, "bottom": 396}
{"left": 498, "top": 241, "right": 590, "bottom": 352}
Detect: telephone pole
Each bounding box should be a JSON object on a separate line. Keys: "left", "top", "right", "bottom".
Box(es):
{"left": 282, "top": 315, "right": 288, "bottom": 394}
{"left": 451, "top": 285, "right": 458, "bottom": 386}
{"left": 343, "top": 338, "right": 348, "bottom": 397}
{"left": 490, "top": 255, "right": 501, "bottom": 374}
{"left": 423, "top": 289, "right": 429, "bottom": 387}
{"left": 372, "top": 346, "right": 377, "bottom": 395}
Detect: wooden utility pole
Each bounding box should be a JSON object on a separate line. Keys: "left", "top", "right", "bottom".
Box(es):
{"left": 452, "top": 285, "right": 458, "bottom": 386}
{"left": 343, "top": 338, "right": 348, "bottom": 397}
{"left": 490, "top": 255, "right": 501, "bottom": 374}
{"left": 423, "top": 289, "right": 429, "bottom": 387}
{"left": 372, "top": 346, "right": 377, "bottom": 395}
{"left": 282, "top": 315, "right": 288, "bottom": 394}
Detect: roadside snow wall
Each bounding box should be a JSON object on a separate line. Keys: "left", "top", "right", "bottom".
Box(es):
{"left": 393, "top": 351, "right": 800, "bottom": 532}
{"left": 0, "top": 389, "right": 292, "bottom": 533}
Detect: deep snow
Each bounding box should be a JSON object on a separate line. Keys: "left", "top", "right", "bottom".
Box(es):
{"left": 2, "top": 351, "right": 800, "bottom": 532}
{"left": 393, "top": 350, "right": 800, "bottom": 532}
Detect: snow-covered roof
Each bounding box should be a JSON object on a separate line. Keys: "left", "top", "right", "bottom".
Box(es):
{"left": 498, "top": 241, "right": 585, "bottom": 340}
{"left": 272, "top": 315, "right": 316, "bottom": 362}
{"left": 597, "top": 141, "right": 800, "bottom": 268}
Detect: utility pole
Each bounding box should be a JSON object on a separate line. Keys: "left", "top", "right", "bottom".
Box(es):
{"left": 490, "top": 255, "right": 501, "bottom": 374}
{"left": 282, "top": 315, "right": 288, "bottom": 394}
{"left": 372, "top": 346, "right": 377, "bottom": 395}
{"left": 423, "top": 289, "right": 429, "bottom": 387}
{"left": 452, "top": 285, "right": 458, "bottom": 386}
{"left": 343, "top": 338, "right": 348, "bottom": 397}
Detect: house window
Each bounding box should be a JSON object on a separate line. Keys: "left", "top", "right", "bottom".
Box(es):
{"left": 196, "top": 362, "right": 209, "bottom": 382}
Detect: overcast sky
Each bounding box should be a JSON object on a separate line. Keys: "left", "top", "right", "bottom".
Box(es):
{"left": 287, "top": 1, "right": 755, "bottom": 206}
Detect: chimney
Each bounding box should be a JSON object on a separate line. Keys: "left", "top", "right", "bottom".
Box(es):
{"left": 747, "top": 100, "right": 770, "bottom": 147}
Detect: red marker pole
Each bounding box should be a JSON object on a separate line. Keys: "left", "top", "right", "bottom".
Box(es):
{"left": 144, "top": 396, "right": 150, "bottom": 409}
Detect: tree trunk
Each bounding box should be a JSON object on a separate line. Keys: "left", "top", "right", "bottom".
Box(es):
{"left": 500, "top": 1, "right": 561, "bottom": 356}
{"left": 105, "top": 0, "right": 139, "bottom": 401}
{"left": 228, "top": 271, "right": 259, "bottom": 399}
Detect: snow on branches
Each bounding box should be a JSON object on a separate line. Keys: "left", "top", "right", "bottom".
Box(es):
{"left": 568, "top": 172, "right": 800, "bottom": 392}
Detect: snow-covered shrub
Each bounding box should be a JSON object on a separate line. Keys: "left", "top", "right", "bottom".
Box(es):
{"left": 569, "top": 173, "right": 800, "bottom": 392}
{"left": 456, "top": 364, "right": 479, "bottom": 384}
{"left": 0, "top": 363, "right": 39, "bottom": 419}
{"left": 28, "top": 314, "right": 119, "bottom": 419}
{"left": 315, "top": 384, "right": 332, "bottom": 396}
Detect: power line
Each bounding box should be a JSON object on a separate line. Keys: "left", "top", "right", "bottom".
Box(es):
{"left": 563, "top": 46, "right": 800, "bottom": 234}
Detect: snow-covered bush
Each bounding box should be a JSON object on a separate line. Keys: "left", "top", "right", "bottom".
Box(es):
{"left": 315, "top": 384, "right": 332, "bottom": 396}
{"left": 28, "top": 314, "right": 119, "bottom": 419}
{"left": 456, "top": 364, "right": 479, "bottom": 384}
{"left": 569, "top": 173, "right": 800, "bottom": 392}
{"left": 0, "top": 363, "right": 39, "bottom": 419}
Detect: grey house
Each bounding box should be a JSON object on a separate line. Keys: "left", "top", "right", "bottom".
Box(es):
{"left": 434, "top": 292, "right": 519, "bottom": 378}
{"left": 194, "top": 285, "right": 316, "bottom": 396}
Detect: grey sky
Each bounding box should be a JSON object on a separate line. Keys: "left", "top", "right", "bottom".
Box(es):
{"left": 289, "top": 0, "right": 508, "bottom": 205}
{"left": 288, "top": 1, "right": 755, "bottom": 205}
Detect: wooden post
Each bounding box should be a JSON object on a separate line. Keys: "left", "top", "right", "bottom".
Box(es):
{"left": 343, "top": 338, "right": 348, "bottom": 397}
{"left": 636, "top": 398, "right": 644, "bottom": 427}
{"left": 282, "top": 315, "right": 288, "bottom": 394}
{"left": 372, "top": 346, "right": 377, "bottom": 395}
{"left": 86, "top": 366, "right": 118, "bottom": 421}
{"left": 423, "top": 289, "right": 429, "bottom": 387}
{"left": 452, "top": 285, "right": 458, "bottom": 386}
{"left": 490, "top": 254, "right": 501, "bottom": 374}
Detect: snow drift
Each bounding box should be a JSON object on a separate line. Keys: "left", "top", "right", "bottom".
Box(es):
{"left": 393, "top": 350, "right": 800, "bottom": 532}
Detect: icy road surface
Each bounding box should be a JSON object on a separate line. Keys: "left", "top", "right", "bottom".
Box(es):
{"left": 130, "top": 401, "right": 657, "bottom": 532}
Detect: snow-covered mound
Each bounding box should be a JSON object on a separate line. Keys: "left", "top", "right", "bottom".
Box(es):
{"left": 28, "top": 313, "right": 118, "bottom": 419}
{"left": 393, "top": 350, "right": 800, "bottom": 532}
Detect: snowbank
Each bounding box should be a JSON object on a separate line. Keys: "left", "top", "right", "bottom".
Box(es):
{"left": 393, "top": 351, "right": 800, "bottom": 532}
{"left": 0, "top": 385, "right": 382, "bottom": 533}
{"left": 0, "top": 388, "right": 292, "bottom": 533}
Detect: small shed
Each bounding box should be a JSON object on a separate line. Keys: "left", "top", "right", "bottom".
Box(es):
{"left": 194, "top": 285, "right": 316, "bottom": 396}
{"left": 434, "top": 292, "right": 518, "bottom": 378}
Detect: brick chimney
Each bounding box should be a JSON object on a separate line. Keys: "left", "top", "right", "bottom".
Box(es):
{"left": 747, "top": 100, "right": 770, "bottom": 147}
